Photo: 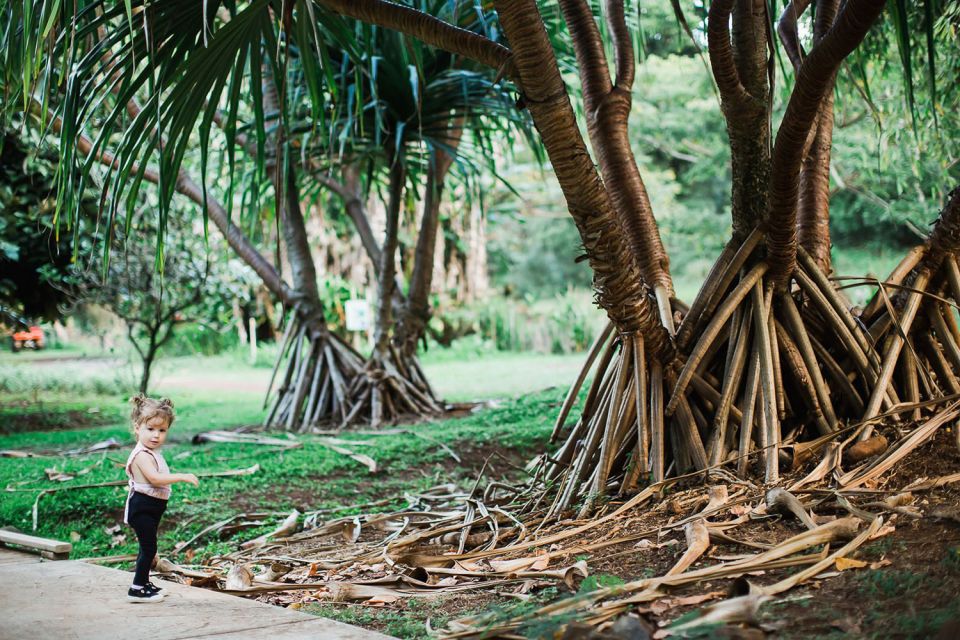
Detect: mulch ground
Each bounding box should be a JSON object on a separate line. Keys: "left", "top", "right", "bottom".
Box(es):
{"left": 233, "top": 426, "right": 960, "bottom": 639}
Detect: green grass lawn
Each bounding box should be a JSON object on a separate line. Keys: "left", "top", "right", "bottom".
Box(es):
{"left": 0, "top": 348, "right": 573, "bottom": 562}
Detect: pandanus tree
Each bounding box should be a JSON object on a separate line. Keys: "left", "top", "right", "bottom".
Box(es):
{"left": 301, "top": 11, "right": 530, "bottom": 426}
{"left": 3, "top": 0, "right": 526, "bottom": 429}
{"left": 315, "top": 0, "right": 955, "bottom": 513}
{"left": 5, "top": 0, "right": 955, "bottom": 487}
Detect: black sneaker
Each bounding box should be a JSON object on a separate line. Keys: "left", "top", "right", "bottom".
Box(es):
{"left": 144, "top": 581, "right": 163, "bottom": 595}
{"left": 127, "top": 586, "right": 164, "bottom": 603}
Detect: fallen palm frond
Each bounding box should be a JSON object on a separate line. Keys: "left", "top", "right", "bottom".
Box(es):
{"left": 192, "top": 430, "right": 302, "bottom": 448}
{"left": 310, "top": 427, "right": 463, "bottom": 462}
{"left": 315, "top": 439, "right": 378, "bottom": 473}
{"left": 239, "top": 510, "right": 301, "bottom": 550}
{"left": 174, "top": 512, "right": 284, "bottom": 553}
{"left": 155, "top": 406, "right": 958, "bottom": 638}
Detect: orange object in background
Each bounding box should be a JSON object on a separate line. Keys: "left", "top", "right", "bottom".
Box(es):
{"left": 10, "top": 326, "right": 44, "bottom": 351}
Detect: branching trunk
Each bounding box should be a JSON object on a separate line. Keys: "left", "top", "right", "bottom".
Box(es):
{"left": 344, "top": 155, "right": 442, "bottom": 427}
{"left": 493, "top": 0, "right": 669, "bottom": 354}
{"left": 373, "top": 158, "right": 404, "bottom": 356}
{"left": 340, "top": 165, "right": 383, "bottom": 268}
{"left": 259, "top": 62, "right": 366, "bottom": 431}
{"left": 559, "top": 0, "right": 675, "bottom": 327}
{"left": 708, "top": 0, "right": 770, "bottom": 243}
{"left": 314, "top": 164, "right": 409, "bottom": 319}
{"left": 767, "top": 0, "right": 887, "bottom": 288}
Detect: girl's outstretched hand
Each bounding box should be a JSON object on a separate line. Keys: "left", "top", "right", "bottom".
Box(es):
{"left": 181, "top": 473, "right": 199, "bottom": 487}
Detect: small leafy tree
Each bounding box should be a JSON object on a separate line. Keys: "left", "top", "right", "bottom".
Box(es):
{"left": 67, "top": 216, "right": 214, "bottom": 394}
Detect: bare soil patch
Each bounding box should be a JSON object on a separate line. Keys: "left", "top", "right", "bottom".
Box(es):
{"left": 0, "top": 401, "right": 114, "bottom": 435}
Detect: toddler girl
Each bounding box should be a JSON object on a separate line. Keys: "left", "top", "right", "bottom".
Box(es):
{"left": 124, "top": 394, "right": 198, "bottom": 603}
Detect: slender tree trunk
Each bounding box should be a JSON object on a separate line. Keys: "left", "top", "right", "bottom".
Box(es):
{"left": 373, "top": 157, "right": 405, "bottom": 355}
{"left": 318, "top": 164, "right": 407, "bottom": 316}
{"left": 796, "top": 0, "right": 841, "bottom": 273}
{"left": 395, "top": 129, "right": 460, "bottom": 357}
{"left": 279, "top": 169, "right": 321, "bottom": 306}
{"left": 138, "top": 331, "right": 158, "bottom": 395}
{"left": 708, "top": 0, "right": 770, "bottom": 242}
{"left": 257, "top": 61, "right": 365, "bottom": 430}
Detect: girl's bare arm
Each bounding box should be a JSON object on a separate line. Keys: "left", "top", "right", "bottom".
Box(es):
{"left": 132, "top": 454, "right": 199, "bottom": 487}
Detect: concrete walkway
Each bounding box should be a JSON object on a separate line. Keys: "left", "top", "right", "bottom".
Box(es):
{"left": 0, "top": 548, "right": 395, "bottom": 640}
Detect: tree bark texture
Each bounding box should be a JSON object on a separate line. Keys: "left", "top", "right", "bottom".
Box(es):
{"left": 559, "top": 0, "right": 673, "bottom": 297}
{"left": 317, "top": 0, "right": 512, "bottom": 71}
{"left": 767, "top": 0, "right": 887, "bottom": 288}
{"left": 494, "top": 0, "right": 670, "bottom": 357}
{"left": 796, "top": 0, "right": 841, "bottom": 273}
{"left": 709, "top": 0, "right": 770, "bottom": 242}
{"left": 374, "top": 156, "right": 405, "bottom": 354}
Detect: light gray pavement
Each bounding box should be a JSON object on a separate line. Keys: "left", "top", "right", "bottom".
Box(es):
{"left": 0, "top": 549, "right": 395, "bottom": 640}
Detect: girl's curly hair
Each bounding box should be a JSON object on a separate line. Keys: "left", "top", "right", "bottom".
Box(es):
{"left": 129, "top": 393, "right": 175, "bottom": 431}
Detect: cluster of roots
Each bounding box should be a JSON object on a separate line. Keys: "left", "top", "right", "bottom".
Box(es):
{"left": 544, "top": 189, "right": 960, "bottom": 517}
{"left": 263, "top": 309, "right": 440, "bottom": 431}
{"left": 341, "top": 345, "right": 442, "bottom": 427}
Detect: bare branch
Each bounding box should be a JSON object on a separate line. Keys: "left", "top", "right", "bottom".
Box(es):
{"left": 316, "top": 0, "right": 512, "bottom": 73}
{"left": 708, "top": 0, "right": 753, "bottom": 109}
{"left": 603, "top": 0, "right": 634, "bottom": 90}
{"left": 37, "top": 100, "right": 293, "bottom": 304}
{"left": 314, "top": 167, "right": 383, "bottom": 269}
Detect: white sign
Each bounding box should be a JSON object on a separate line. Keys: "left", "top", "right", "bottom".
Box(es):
{"left": 345, "top": 299, "right": 371, "bottom": 331}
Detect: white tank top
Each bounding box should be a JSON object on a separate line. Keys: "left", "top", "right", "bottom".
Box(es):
{"left": 123, "top": 443, "right": 171, "bottom": 523}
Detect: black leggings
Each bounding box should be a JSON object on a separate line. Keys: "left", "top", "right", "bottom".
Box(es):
{"left": 128, "top": 492, "right": 167, "bottom": 586}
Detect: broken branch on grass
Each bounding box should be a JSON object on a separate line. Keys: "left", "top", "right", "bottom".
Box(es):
{"left": 240, "top": 510, "right": 301, "bottom": 550}
{"left": 193, "top": 430, "right": 302, "bottom": 448}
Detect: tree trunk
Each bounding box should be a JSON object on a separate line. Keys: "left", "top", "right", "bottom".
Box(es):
{"left": 494, "top": 0, "right": 668, "bottom": 354}
{"left": 259, "top": 62, "right": 365, "bottom": 431}
{"left": 558, "top": 0, "right": 675, "bottom": 307}
{"left": 766, "top": 0, "right": 887, "bottom": 288}
{"left": 373, "top": 157, "right": 404, "bottom": 355}
{"left": 708, "top": 0, "right": 770, "bottom": 242}
{"left": 796, "top": 0, "right": 841, "bottom": 273}
{"left": 395, "top": 129, "right": 460, "bottom": 358}
{"left": 344, "top": 154, "right": 442, "bottom": 427}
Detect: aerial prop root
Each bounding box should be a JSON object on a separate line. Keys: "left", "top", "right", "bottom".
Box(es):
{"left": 263, "top": 308, "right": 364, "bottom": 431}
